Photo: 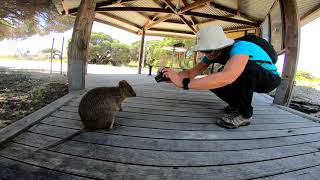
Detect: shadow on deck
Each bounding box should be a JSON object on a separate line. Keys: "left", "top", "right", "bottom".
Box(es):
{"left": 1, "top": 74, "right": 320, "bottom": 179}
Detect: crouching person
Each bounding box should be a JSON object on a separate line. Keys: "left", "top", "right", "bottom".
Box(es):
{"left": 159, "top": 25, "right": 281, "bottom": 129}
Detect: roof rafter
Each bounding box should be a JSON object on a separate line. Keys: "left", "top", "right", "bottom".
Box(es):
{"left": 209, "top": 2, "right": 259, "bottom": 23}
{"left": 65, "top": 0, "right": 144, "bottom": 15}
{"left": 119, "top": 3, "right": 150, "bottom": 20}
{"left": 95, "top": 18, "right": 138, "bottom": 34}
{"left": 61, "top": 0, "right": 69, "bottom": 15}
{"left": 162, "top": 0, "right": 197, "bottom": 34}
{"left": 185, "top": 11, "right": 258, "bottom": 27}
{"left": 138, "top": 14, "right": 172, "bottom": 34}
{"left": 237, "top": 0, "right": 241, "bottom": 15}
{"left": 69, "top": 6, "right": 258, "bottom": 27}
{"left": 181, "top": 0, "right": 198, "bottom": 30}
{"left": 178, "top": 0, "right": 211, "bottom": 14}
{"left": 97, "top": 12, "right": 141, "bottom": 29}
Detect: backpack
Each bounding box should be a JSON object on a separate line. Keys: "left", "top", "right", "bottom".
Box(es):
{"left": 236, "top": 34, "right": 278, "bottom": 64}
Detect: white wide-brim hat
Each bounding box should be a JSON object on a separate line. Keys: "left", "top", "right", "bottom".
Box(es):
{"left": 192, "top": 25, "right": 234, "bottom": 51}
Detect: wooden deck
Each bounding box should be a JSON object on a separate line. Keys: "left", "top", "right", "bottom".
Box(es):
{"left": 1, "top": 74, "right": 320, "bottom": 179}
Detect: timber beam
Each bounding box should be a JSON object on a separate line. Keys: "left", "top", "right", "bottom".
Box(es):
{"left": 68, "top": 0, "right": 96, "bottom": 91}
{"left": 138, "top": 14, "right": 172, "bottom": 35}
{"left": 162, "top": 0, "right": 197, "bottom": 34}
{"left": 273, "top": 0, "right": 300, "bottom": 106}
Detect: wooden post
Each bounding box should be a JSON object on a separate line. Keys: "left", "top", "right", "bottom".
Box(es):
{"left": 50, "top": 37, "right": 55, "bottom": 74}
{"left": 273, "top": 0, "right": 300, "bottom": 106}
{"left": 138, "top": 29, "right": 145, "bottom": 74}
{"left": 142, "top": 41, "right": 147, "bottom": 67}
{"left": 60, "top": 37, "right": 65, "bottom": 74}
{"left": 67, "top": 0, "right": 96, "bottom": 92}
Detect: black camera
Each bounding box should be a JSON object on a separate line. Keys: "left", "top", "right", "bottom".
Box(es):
{"left": 155, "top": 70, "right": 170, "bottom": 83}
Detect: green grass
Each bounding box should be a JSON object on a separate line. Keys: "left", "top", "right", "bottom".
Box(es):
{"left": 0, "top": 55, "right": 24, "bottom": 60}
{"left": 295, "top": 70, "right": 320, "bottom": 83}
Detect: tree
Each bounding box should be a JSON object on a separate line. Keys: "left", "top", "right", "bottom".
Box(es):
{"left": 87, "top": 32, "right": 113, "bottom": 64}
{"left": 0, "top": 0, "right": 74, "bottom": 40}
{"left": 40, "top": 48, "right": 61, "bottom": 59}
{"left": 145, "top": 40, "right": 164, "bottom": 66}
{"left": 129, "top": 41, "right": 141, "bottom": 62}
{"left": 87, "top": 32, "right": 130, "bottom": 66}
{"left": 110, "top": 43, "right": 130, "bottom": 66}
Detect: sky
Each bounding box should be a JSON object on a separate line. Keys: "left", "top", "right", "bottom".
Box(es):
{"left": 0, "top": 18, "right": 319, "bottom": 76}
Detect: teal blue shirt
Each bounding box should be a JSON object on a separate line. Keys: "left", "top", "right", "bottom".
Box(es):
{"left": 202, "top": 41, "right": 279, "bottom": 75}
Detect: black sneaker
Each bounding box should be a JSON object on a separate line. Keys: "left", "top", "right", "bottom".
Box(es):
{"left": 217, "top": 112, "right": 252, "bottom": 129}
{"left": 224, "top": 105, "right": 238, "bottom": 113}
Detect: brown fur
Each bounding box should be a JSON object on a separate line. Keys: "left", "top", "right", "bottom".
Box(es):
{"left": 78, "top": 80, "right": 136, "bottom": 129}
{"left": 36, "top": 80, "right": 136, "bottom": 151}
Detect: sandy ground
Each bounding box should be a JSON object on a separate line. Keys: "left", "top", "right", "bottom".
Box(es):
{"left": 0, "top": 68, "right": 68, "bottom": 128}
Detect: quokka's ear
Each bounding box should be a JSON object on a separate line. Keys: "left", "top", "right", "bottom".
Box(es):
{"left": 119, "top": 80, "right": 130, "bottom": 88}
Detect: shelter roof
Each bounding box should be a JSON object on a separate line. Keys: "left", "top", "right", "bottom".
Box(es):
{"left": 53, "top": 0, "right": 320, "bottom": 38}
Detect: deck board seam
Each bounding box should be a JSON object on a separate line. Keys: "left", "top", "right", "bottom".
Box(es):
{"left": 5, "top": 142, "right": 320, "bottom": 168}
{"left": 38, "top": 120, "right": 320, "bottom": 132}
{"left": 251, "top": 164, "right": 320, "bottom": 179}
{"left": 17, "top": 131, "right": 320, "bottom": 153}
{"left": 49, "top": 115, "right": 309, "bottom": 125}
{"left": 55, "top": 109, "right": 303, "bottom": 119}
{"left": 27, "top": 123, "right": 320, "bottom": 141}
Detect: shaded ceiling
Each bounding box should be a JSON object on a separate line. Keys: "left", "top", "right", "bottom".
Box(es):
{"left": 53, "top": 0, "right": 320, "bottom": 38}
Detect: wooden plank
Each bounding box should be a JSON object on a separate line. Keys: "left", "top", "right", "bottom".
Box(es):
{"left": 259, "top": 165, "right": 320, "bottom": 179}
{"left": 13, "top": 132, "right": 61, "bottom": 148}
{"left": 67, "top": 97, "right": 226, "bottom": 109}
{"left": 14, "top": 130, "right": 320, "bottom": 153}
{"left": 52, "top": 110, "right": 308, "bottom": 124}
{"left": 119, "top": 107, "right": 304, "bottom": 118}
{"left": 29, "top": 124, "right": 79, "bottom": 139}
{"left": 29, "top": 123, "right": 320, "bottom": 140}
{"left": 69, "top": 88, "right": 271, "bottom": 106}
{"left": 104, "top": 126, "right": 320, "bottom": 140}
{"left": 2, "top": 143, "right": 320, "bottom": 179}
{"left": 0, "top": 90, "right": 82, "bottom": 146}
{"left": 32, "top": 140, "right": 320, "bottom": 167}
{"left": 67, "top": 97, "right": 270, "bottom": 110}
{"left": 0, "top": 155, "right": 91, "bottom": 180}
{"left": 116, "top": 118, "right": 319, "bottom": 131}
{"left": 42, "top": 116, "right": 319, "bottom": 132}
{"left": 117, "top": 107, "right": 298, "bottom": 118}
{"left": 61, "top": 102, "right": 290, "bottom": 114}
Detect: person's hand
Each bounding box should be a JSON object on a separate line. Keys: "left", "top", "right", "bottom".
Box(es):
{"left": 162, "top": 68, "right": 183, "bottom": 88}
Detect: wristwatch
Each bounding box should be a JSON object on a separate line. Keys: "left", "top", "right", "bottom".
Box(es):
{"left": 182, "top": 78, "right": 190, "bottom": 90}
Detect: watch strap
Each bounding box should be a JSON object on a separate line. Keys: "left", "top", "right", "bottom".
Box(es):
{"left": 182, "top": 78, "right": 190, "bottom": 90}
